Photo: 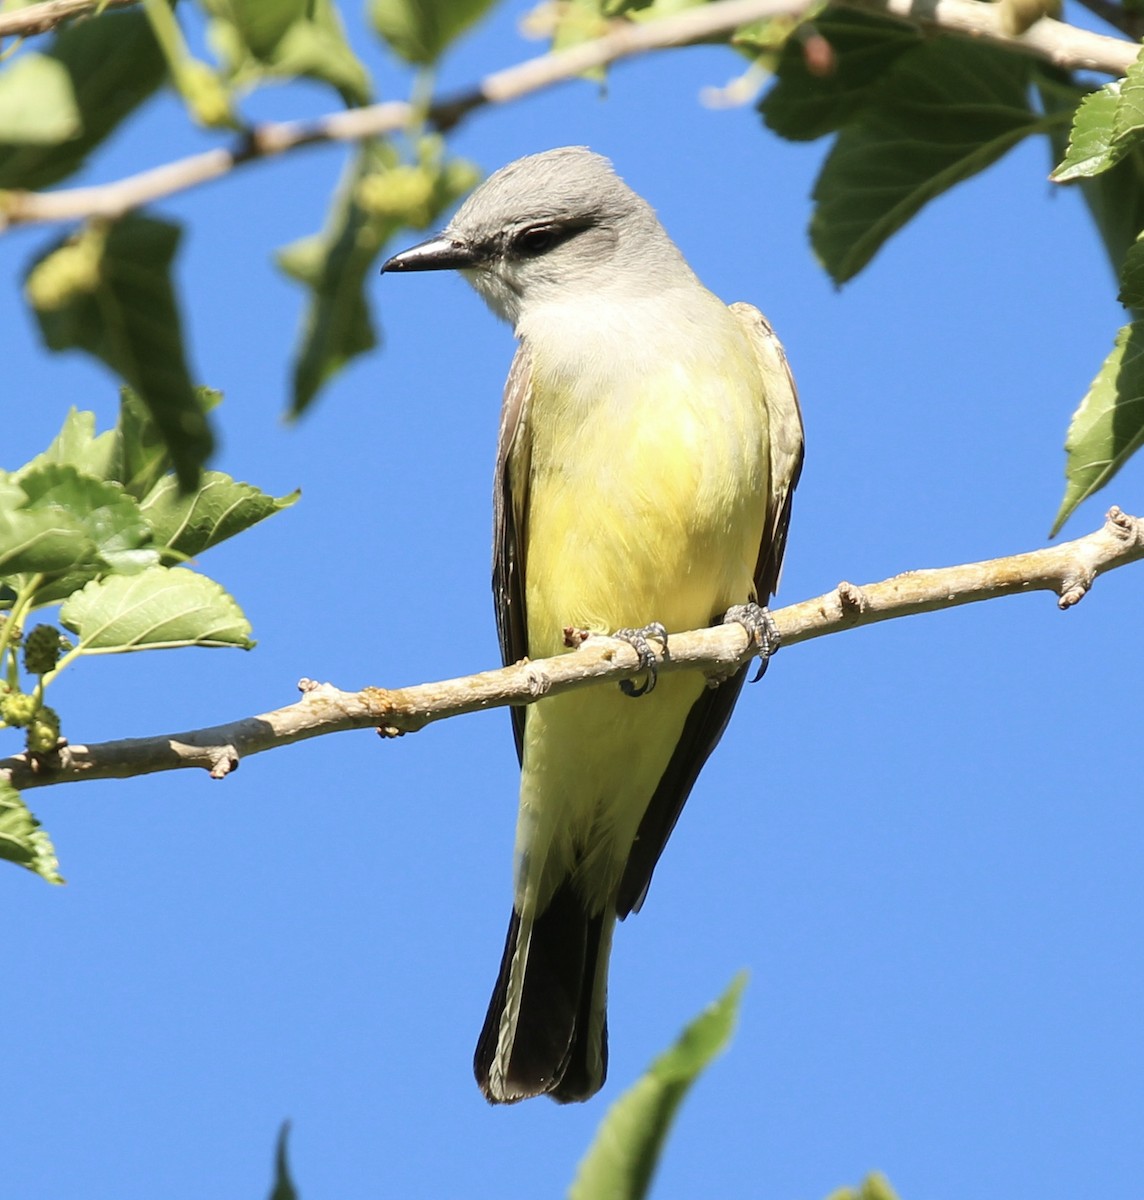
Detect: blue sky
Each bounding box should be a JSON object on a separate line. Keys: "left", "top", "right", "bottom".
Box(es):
{"left": 3, "top": 3, "right": 1142, "bottom": 1198}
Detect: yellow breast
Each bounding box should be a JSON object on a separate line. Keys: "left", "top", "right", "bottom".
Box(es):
{"left": 521, "top": 318, "right": 769, "bottom": 658}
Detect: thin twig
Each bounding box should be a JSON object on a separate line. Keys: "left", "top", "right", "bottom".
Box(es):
{"left": 3, "top": 507, "right": 1141, "bottom": 792}
{"left": 0, "top": 0, "right": 1137, "bottom": 231}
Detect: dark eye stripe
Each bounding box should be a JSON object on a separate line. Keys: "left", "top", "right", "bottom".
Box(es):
{"left": 509, "top": 219, "right": 593, "bottom": 258}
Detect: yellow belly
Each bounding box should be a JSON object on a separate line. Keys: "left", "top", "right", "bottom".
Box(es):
{"left": 512, "top": 332, "right": 770, "bottom": 912}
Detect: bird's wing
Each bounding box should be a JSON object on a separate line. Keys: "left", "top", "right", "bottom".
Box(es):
{"left": 730, "top": 301, "right": 805, "bottom": 605}
{"left": 615, "top": 304, "right": 803, "bottom": 918}
{"left": 492, "top": 342, "right": 534, "bottom": 763}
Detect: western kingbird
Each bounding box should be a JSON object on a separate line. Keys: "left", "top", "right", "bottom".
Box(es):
{"left": 382, "top": 147, "right": 803, "bottom": 1104}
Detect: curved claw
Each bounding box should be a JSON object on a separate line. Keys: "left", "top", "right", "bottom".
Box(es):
{"left": 723, "top": 603, "right": 780, "bottom": 682}
{"left": 613, "top": 622, "right": 668, "bottom": 697}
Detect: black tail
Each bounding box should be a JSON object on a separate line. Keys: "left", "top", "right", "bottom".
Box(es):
{"left": 474, "top": 879, "right": 609, "bottom": 1103}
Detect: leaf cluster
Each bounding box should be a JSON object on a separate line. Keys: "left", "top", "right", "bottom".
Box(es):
{"left": 279, "top": 134, "right": 479, "bottom": 416}
{"left": 1047, "top": 59, "right": 1144, "bottom": 531}
{"left": 761, "top": 12, "right": 1055, "bottom": 283}
{"left": 754, "top": 11, "right": 1144, "bottom": 530}
{"left": 0, "top": 0, "right": 482, "bottom": 484}
{"left": 0, "top": 393, "right": 295, "bottom": 882}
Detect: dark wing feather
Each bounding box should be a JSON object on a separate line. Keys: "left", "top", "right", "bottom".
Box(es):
{"left": 492, "top": 344, "right": 534, "bottom": 762}
{"left": 616, "top": 667, "right": 747, "bottom": 917}
{"left": 616, "top": 304, "right": 805, "bottom": 918}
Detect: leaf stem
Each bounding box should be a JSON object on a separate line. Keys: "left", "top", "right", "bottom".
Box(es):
{"left": 0, "top": 577, "right": 43, "bottom": 665}
{"left": 43, "top": 640, "right": 88, "bottom": 686}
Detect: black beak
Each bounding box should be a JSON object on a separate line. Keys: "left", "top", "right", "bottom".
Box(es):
{"left": 381, "top": 235, "right": 482, "bottom": 273}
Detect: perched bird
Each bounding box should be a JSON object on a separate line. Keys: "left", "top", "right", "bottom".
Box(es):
{"left": 382, "top": 147, "right": 803, "bottom": 1104}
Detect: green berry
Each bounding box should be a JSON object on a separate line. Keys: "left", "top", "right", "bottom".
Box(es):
{"left": 357, "top": 165, "right": 436, "bottom": 226}
{"left": 26, "top": 706, "right": 61, "bottom": 755}
{"left": 24, "top": 230, "right": 105, "bottom": 311}
{"left": 0, "top": 691, "right": 38, "bottom": 727}
{"left": 24, "top": 624, "right": 65, "bottom": 675}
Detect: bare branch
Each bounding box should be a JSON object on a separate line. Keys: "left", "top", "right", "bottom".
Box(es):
{"left": 0, "top": 0, "right": 136, "bottom": 38}
{"left": 845, "top": 0, "right": 1138, "bottom": 72}
{"left": 4, "top": 508, "right": 1141, "bottom": 793}
{"left": 0, "top": 0, "right": 1136, "bottom": 231}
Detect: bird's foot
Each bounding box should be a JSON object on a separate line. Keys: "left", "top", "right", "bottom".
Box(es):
{"left": 723, "top": 602, "right": 780, "bottom": 682}
{"left": 612, "top": 622, "right": 668, "bottom": 697}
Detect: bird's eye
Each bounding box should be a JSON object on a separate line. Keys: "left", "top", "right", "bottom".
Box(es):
{"left": 514, "top": 225, "right": 561, "bottom": 256}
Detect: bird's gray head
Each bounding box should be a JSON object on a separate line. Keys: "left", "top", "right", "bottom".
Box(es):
{"left": 381, "top": 147, "right": 690, "bottom": 326}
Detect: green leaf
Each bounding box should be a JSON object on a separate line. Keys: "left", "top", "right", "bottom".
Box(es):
{"left": 15, "top": 464, "right": 153, "bottom": 575}
{"left": 546, "top": 0, "right": 611, "bottom": 68}
{"left": 205, "top": 0, "right": 371, "bottom": 105}
{"left": 16, "top": 407, "right": 119, "bottom": 486}
{"left": 111, "top": 386, "right": 224, "bottom": 501}
{"left": 0, "top": 782, "right": 63, "bottom": 885}
{"left": 0, "top": 474, "right": 91, "bottom": 579}
{"left": 0, "top": 10, "right": 167, "bottom": 190}
{"left": 26, "top": 215, "right": 213, "bottom": 490}
{"left": 810, "top": 39, "right": 1045, "bottom": 283}
{"left": 1052, "top": 320, "right": 1144, "bottom": 535}
{"left": 369, "top": 0, "right": 498, "bottom": 64}
{"left": 140, "top": 471, "right": 299, "bottom": 559}
{"left": 0, "top": 465, "right": 157, "bottom": 606}
{"left": 281, "top": 136, "right": 479, "bottom": 416}
{"left": 278, "top": 143, "right": 391, "bottom": 417}
{"left": 172, "top": 57, "right": 239, "bottom": 131}
{"left": 1, "top": 401, "right": 289, "bottom": 611}
{"left": 826, "top": 1173, "right": 901, "bottom": 1200}
{"left": 760, "top": 8, "right": 922, "bottom": 142}
{"left": 114, "top": 387, "right": 175, "bottom": 501}
{"left": 9, "top": 391, "right": 214, "bottom": 502}
{"left": 1087, "top": 150, "right": 1144, "bottom": 288}
{"left": 1041, "top": 72, "right": 1144, "bottom": 280}
{"left": 0, "top": 465, "right": 152, "bottom": 584}
{"left": 568, "top": 974, "right": 746, "bottom": 1200}
{"left": 1050, "top": 83, "right": 1121, "bottom": 181}
{"left": 267, "top": 1122, "right": 299, "bottom": 1200}
{"left": 1120, "top": 232, "right": 1144, "bottom": 308}
{"left": 1113, "top": 51, "right": 1144, "bottom": 152}
{"left": 60, "top": 565, "right": 254, "bottom": 652}
{"left": 259, "top": 7, "right": 371, "bottom": 105}
{"left": 206, "top": 0, "right": 310, "bottom": 59}
{"left": 1049, "top": 51, "right": 1144, "bottom": 185}
{"left": 0, "top": 53, "right": 80, "bottom": 144}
